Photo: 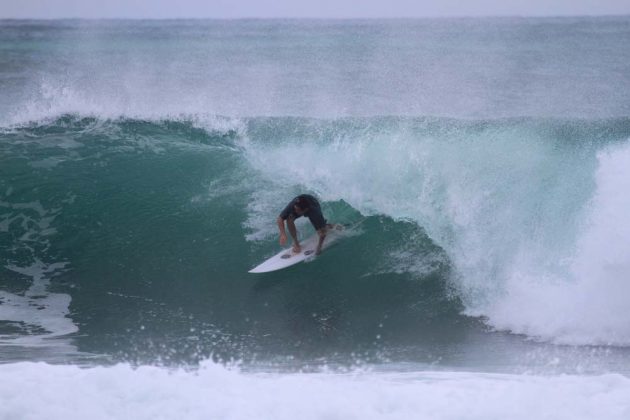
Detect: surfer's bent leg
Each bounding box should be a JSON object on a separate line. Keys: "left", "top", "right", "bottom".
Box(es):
{"left": 316, "top": 228, "right": 327, "bottom": 255}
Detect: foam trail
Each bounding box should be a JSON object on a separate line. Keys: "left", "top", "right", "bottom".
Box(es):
{"left": 0, "top": 198, "right": 78, "bottom": 349}
{"left": 1, "top": 260, "right": 77, "bottom": 343}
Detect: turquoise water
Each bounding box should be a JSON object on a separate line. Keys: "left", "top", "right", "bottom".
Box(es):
{"left": 1, "top": 17, "right": 630, "bottom": 419}
{"left": 3, "top": 114, "right": 630, "bottom": 370}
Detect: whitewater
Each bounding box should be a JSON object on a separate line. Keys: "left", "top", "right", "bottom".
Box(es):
{"left": 1, "top": 17, "right": 630, "bottom": 419}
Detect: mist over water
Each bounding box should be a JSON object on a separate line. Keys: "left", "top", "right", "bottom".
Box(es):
{"left": 2, "top": 17, "right": 630, "bottom": 125}
{"left": 1, "top": 17, "right": 630, "bottom": 419}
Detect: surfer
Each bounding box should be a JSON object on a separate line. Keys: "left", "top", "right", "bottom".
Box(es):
{"left": 277, "top": 194, "right": 328, "bottom": 255}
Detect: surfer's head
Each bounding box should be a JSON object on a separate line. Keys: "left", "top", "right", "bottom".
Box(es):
{"left": 293, "top": 197, "right": 309, "bottom": 214}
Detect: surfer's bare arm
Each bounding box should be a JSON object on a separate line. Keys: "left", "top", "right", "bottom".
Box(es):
{"left": 316, "top": 228, "right": 327, "bottom": 255}
{"left": 277, "top": 217, "right": 288, "bottom": 246}
{"left": 286, "top": 216, "right": 301, "bottom": 253}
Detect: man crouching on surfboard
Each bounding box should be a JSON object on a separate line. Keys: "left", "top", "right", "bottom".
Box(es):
{"left": 277, "top": 194, "right": 329, "bottom": 255}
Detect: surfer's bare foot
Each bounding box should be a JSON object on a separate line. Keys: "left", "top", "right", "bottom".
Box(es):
{"left": 292, "top": 244, "right": 301, "bottom": 253}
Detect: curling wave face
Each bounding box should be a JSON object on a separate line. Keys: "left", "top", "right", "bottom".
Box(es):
{"left": 2, "top": 115, "right": 630, "bottom": 369}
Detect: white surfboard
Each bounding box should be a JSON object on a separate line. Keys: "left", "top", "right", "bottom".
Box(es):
{"left": 249, "top": 224, "right": 346, "bottom": 273}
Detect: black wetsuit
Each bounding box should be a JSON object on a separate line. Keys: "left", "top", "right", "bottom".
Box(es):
{"left": 279, "top": 194, "right": 327, "bottom": 230}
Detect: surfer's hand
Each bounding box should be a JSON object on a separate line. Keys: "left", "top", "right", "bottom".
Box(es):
{"left": 279, "top": 233, "right": 287, "bottom": 246}
{"left": 292, "top": 243, "right": 301, "bottom": 254}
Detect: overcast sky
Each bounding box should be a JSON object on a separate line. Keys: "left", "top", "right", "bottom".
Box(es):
{"left": 2, "top": 0, "right": 629, "bottom": 19}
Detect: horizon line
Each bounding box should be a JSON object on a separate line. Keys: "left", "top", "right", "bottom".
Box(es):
{"left": 1, "top": 13, "right": 629, "bottom": 21}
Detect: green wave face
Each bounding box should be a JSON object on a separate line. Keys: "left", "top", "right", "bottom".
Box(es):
{"left": 2, "top": 115, "right": 630, "bottom": 366}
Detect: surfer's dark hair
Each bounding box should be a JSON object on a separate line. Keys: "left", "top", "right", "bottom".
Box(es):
{"left": 294, "top": 196, "right": 309, "bottom": 210}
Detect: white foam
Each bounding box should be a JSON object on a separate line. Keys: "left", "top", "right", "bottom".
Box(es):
{"left": 1, "top": 260, "right": 78, "bottom": 345}
{"left": 0, "top": 361, "right": 629, "bottom": 420}
{"left": 482, "top": 140, "right": 630, "bottom": 345}
{"left": 1, "top": 198, "right": 78, "bottom": 347}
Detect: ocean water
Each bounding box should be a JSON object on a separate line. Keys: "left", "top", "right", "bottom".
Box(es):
{"left": 1, "top": 17, "right": 630, "bottom": 419}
